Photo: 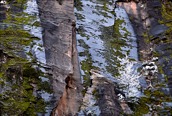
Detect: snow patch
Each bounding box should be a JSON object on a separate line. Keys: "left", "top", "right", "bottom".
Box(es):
{"left": 24, "top": 0, "right": 46, "bottom": 64}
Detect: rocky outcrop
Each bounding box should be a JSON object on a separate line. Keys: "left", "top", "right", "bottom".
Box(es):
{"left": 118, "top": 0, "right": 172, "bottom": 97}
{"left": 79, "top": 70, "right": 121, "bottom": 116}
{"left": 36, "top": 0, "right": 82, "bottom": 115}
{"left": 118, "top": 1, "right": 157, "bottom": 61}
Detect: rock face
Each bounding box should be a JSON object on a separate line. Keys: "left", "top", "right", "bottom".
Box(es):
{"left": 36, "top": 0, "right": 172, "bottom": 115}
{"left": 36, "top": 0, "right": 82, "bottom": 115}
{"left": 118, "top": 1, "right": 156, "bottom": 61}
{"left": 79, "top": 70, "right": 122, "bottom": 116}
{"left": 118, "top": 0, "right": 172, "bottom": 96}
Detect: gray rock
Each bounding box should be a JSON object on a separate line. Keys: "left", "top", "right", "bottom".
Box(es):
{"left": 150, "top": 25, "right": 168, "bottom": 36}
{"left": 155, "top": 43, "right": 172, "bottom": 54}
{"left": 37, "top": 0, "right": 82, "bottom": 115}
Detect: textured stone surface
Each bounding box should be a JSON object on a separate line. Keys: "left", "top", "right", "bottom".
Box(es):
{"left": 118, "top": 0, "right": 172, "bottom": 96}
{"left": 97, "top": 81, "right": 121, "bottom": 116}
{"left": 91, "top": 70, "right": 122, "bottom": 116}
{"left": 37, "top": 0, "right": 82, "bottom": 115}
{"left": 118, "top": 0, "right": 163, "bottom": 60}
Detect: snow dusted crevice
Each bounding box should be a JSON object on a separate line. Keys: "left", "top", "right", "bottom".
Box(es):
{"left": 114, "top": 6, "right": 142, "bottom": 98}
{"left": 115, "top": 7, "right": 138, "bottom": 60}
{"left": 114, "top": 5, "right": 161, "bottom": 98}
{"left": 117, "top": 57, "right": 141, "bottom": 98}
{"left": 24, "top": 0, "right": 46, "bottom": 64}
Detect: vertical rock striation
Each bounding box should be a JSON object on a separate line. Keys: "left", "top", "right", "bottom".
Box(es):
{"left": 36, "top": 0, "right": 82, "bottom": 115}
